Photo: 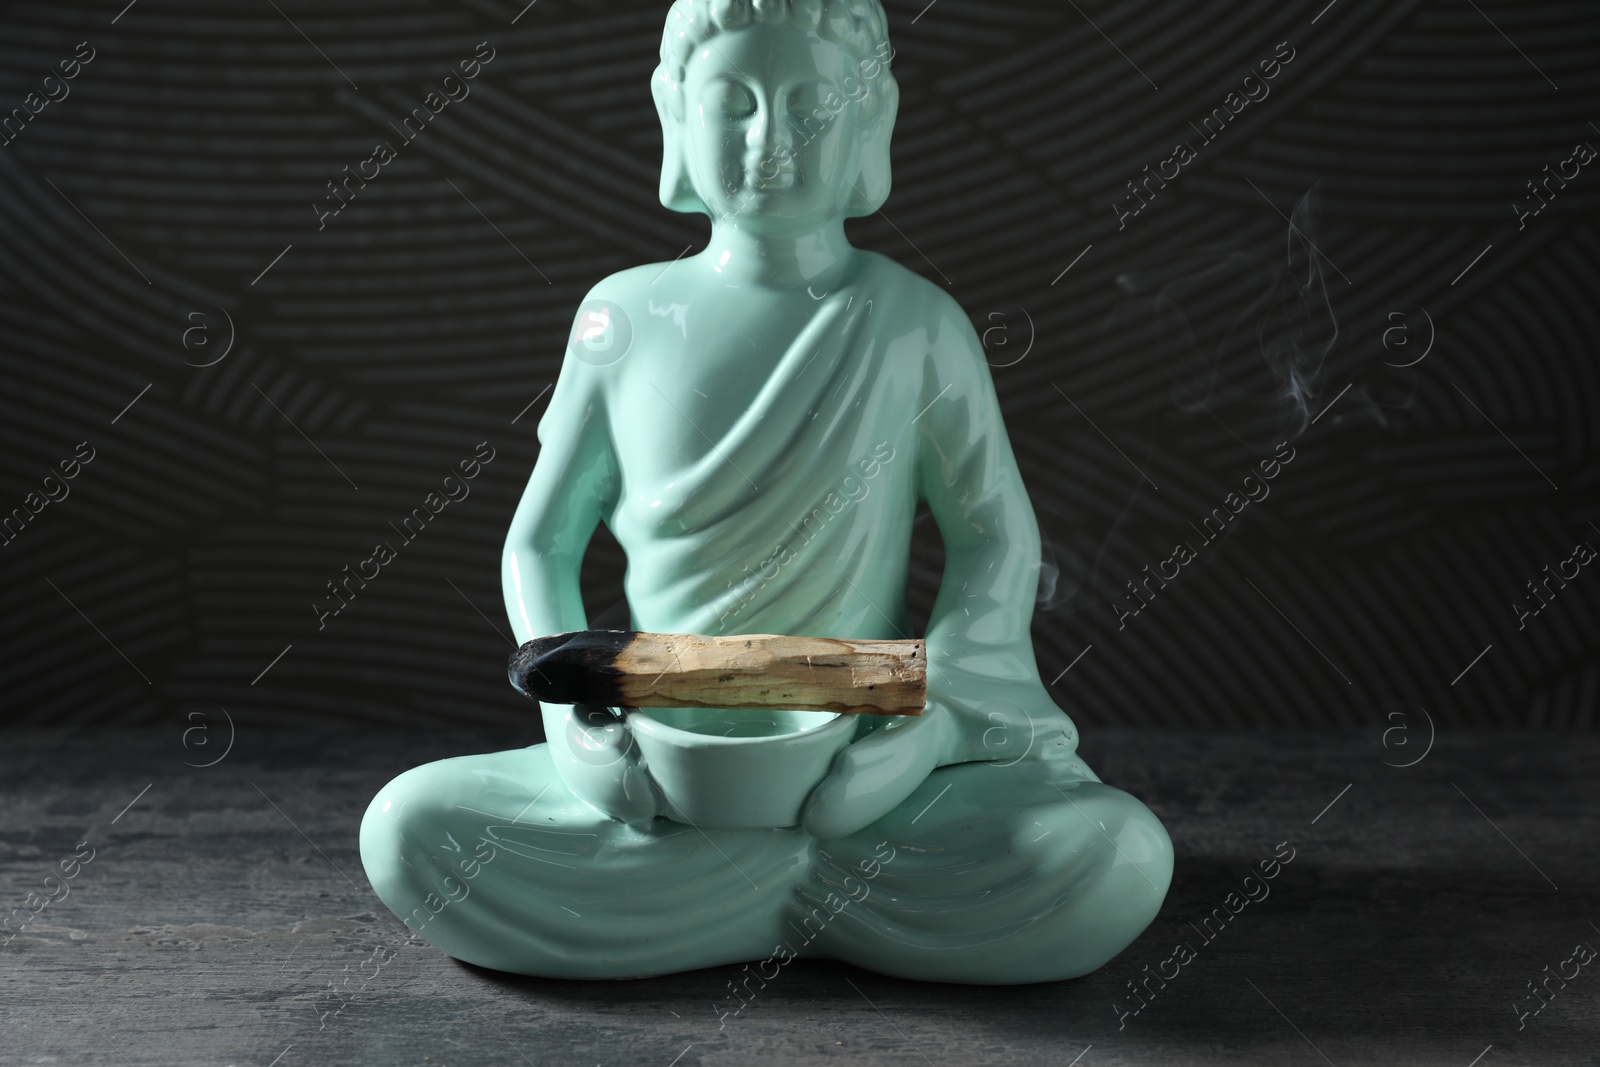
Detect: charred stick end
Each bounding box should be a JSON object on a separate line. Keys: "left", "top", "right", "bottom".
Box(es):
{"left": 508, "top": 630, "right": 637, "bottom": 706}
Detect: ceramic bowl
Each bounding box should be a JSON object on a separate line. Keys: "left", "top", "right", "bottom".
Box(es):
{"left": 628, "top": 706, "right": 856, "bottom": 829}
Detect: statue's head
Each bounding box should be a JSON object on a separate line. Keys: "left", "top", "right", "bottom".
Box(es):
{"left": 653, "top": 0, "right": 899, "bottom": 231}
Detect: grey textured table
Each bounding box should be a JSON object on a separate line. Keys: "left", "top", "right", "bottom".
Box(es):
{"left": 1, "top": 729, "right": 1596, "bottom": 1066}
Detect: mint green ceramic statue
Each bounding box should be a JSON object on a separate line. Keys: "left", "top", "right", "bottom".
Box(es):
{"left": 361, "top": 0, "right": 1173, "bottom": 985}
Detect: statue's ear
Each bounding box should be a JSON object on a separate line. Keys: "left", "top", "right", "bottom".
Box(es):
{"left": 653, "top": 71, "right": 709, "bottom": 216}
{"left": 844, "top": 75, "right": 898, "bottom": 218}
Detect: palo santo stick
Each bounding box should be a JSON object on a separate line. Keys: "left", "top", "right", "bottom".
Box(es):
{"left": 509, "top": 631, "right": 925, "bottom": 717}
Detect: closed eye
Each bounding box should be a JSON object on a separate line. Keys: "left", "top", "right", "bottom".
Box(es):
{"left": 705, "top": 78, "right": 757, "bottom": 121}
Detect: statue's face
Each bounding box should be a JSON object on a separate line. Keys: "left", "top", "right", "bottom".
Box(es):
{"left": 679, "top": 23, "right": 867, "bottom": 230}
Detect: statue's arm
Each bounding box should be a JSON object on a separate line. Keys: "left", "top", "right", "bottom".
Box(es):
{"left": 917, "top": 310, "right": 1047, "bottom": 683}
{"left": 501, "top": 355, "right": 616, "bottom": 646}
{"left": 501, "top": 328, "right": 661, "bottom": 822}
{"left": 915, "top": 301, "right": 1077, "bottom": 758}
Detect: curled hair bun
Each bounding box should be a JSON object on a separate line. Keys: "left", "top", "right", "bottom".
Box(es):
{"left": 658, "top": 0, "right": 891, "bottom": 84}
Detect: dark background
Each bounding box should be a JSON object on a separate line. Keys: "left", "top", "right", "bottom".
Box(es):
{"left": 1, "top": 0, "right": 1596, "bottom": 733}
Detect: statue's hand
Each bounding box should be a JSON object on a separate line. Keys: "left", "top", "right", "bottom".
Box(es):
{"left": 548, "top": 703, "right": 664, "bottom": 826}
{"left": 801, "top": 702, "right": 959, "bottom": 839}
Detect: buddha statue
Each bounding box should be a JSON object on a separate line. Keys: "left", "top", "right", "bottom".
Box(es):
{"left": 360, "top": 0, "right": 1173, "bottom": 985}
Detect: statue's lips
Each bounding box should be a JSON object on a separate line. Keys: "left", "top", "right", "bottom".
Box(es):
{"left": 747, "top": 169, "right": 796, "bottom": 190}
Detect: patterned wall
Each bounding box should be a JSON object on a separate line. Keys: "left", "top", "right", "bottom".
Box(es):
{"left": 1, "top": 0, "right": 1596, "bottom": 731}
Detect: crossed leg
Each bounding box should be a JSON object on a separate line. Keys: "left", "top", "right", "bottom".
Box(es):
{"left": 360, "top": 746, "right": 1171, "bottom": 984}
{"left": 801, "top": 759, "right": 1173, "bottom": 984}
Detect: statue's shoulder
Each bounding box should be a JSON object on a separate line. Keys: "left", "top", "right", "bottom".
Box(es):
{"left": 581, "top": 262, "right": 672, "bottom": 312}
{"left": 549, "top": 262, "right": 690, "bottom": 395}
{"left": 855, "top": 249, "right": 937, "bottom": 297}
{"left": 854, "top": 251, "right": 975, "bottom": 348}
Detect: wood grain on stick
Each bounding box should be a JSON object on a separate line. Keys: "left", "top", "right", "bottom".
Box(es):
{"left": 509, "top": 631, "right": 926, "bottom": 716}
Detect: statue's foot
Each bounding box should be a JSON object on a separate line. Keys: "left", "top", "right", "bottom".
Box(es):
{"left": 799, "top": 759, "right": 1172, "bottom": 984}
{"left": 359, "top": 744, "right": 814, "bottom": 978}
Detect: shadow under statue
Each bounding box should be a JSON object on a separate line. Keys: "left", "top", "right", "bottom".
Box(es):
{"left": 360, "top": 0, "right": 1172, "bottom": 985}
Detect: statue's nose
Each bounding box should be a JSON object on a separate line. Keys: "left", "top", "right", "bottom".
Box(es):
{"left": 747, "top": 105, "right": 793, "bottom": 156}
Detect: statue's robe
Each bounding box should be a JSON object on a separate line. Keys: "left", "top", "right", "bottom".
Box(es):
{"left": 361, "top": 252, "right": 1171, "bottom": 984}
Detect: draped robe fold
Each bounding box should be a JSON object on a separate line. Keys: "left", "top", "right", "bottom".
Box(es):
{"left": 360, "top": 253, "right": 1172, "bottom": 984}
